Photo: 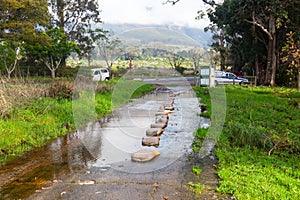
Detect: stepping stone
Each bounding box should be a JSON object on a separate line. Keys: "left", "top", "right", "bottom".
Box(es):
{"left": 156, "top": 114, "right": 168, "bottom": 120}
{"left": 164, "top": 106, "right": 174, "bottom": 111}
{"left": 146, "top": 128, "right": 163, "bottom": 136}
{"left": 72, "top": 180, "right": 96, "bottom": 185}
{"left": 158, "top": 105, "right": 165, "bottom": 112}
{"left": 163, "top": 103, "right": 173, "bottom": 108}
{"left": 155, "top": 116, "right": 168, "bottom": 124}
{"left": 166, "top": 99, "right": 174, "bottom": 105}
{"left": 151, "top": 123, "right": 167, "bottom": 129}
{"left": 155, "top": 111, "right": 168, "bottom": 116}
{"left": 142, "top": 137, "right": 160, "bottom": 147}
{"left": 131, "top": 149, "right": 160, "bottom": 162}
{"left": 170, "top": 93, "right": 179, "bottom": 97}
{"left": 164, "top": 110, "right": 173, "bottom": 115}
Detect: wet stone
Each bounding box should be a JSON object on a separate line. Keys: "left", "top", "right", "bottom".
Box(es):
{"left": 142, "top": 137, "right": 160, "bottom": 147}
{"left": 155, "top": 116, "right": 168, "bottom": 124}
{"left": 131, "top": 149, "right": 160, "bottom": 162}
{"left": 164, "top": 102, "right": 173, "bottom": 107}
{"left": 170, "top": 93, "right": 179, "bottom": 97}
{"left": 146, "top": 128, "right": 164, "bottom": 136}
{"left": 164, "top": 110, "right": 173, "bottom": 115}
{"left": 72, "top": 180, "right": 96, "bottom": 185}
{"left": 151, "top": 123, "right": 167, "bottom": 129}
{"left": 155, "top": 111, "right": 168, "bottom": 116}
{"left": 167, "top": 99, "right": 174, "bottom": 103}
{"left": 164, "top": 106, "right": 174, "bottom": 111}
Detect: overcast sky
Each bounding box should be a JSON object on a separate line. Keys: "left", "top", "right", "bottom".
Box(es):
{"left": 99, "top": 0, "right": 210, "bottom": 28}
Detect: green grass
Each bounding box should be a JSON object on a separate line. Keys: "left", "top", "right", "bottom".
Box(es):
{"left": 0, "top": 98, "right": 73, "bottom": 163}
{"left": 188, "top": 182, "right": 204, "bottom": 194}
{"left": 192, "top": 165, "right": 203, "bottom": 176}
{"left": 0, "top": 79, "right": 154, "bottom": 165}
{"left": 193, "top": 85, "right": 300, "bottom": 199}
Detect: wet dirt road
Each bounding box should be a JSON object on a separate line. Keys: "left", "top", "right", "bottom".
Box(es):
{"left": 0, "top": 86, "right": 224, "bottom": 200}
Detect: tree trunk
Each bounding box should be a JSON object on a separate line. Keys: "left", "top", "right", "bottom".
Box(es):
{"left": 265, "top": 39, "right": 272, "bottom": 85}
{"left": 265, "top": 15, "right": 276, "bottom": 86}
{"left": 51, "top": 69, "right": 56, "bottom": 79}
{"left": 220, "top": 30, "right": 225, "bottom": 71}
{"left": 7, "top": 71, "right": 11, "bottom": 79}
{"left": 57, "top": 0, "right": 65, "bottom": 29}
{"left": 255, "top": 55, "right": 260, "bottom": 85}
{"left": 251, "top": 2, "right": 260, "bottom": 85}
{"left": 269, "top": 17, "right": 277, "bottom": 86}
{"left": 298, "top": 70, "right": 300, "bottom": 92}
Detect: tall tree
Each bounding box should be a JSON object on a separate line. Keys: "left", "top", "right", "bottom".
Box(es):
{"left": 28, "top": 28, "right": 78, "bottom": 78}
{"left": 203, "top": 0, "right": 291, "bottom": 86}
{"left": 0, "top": 0, "right": 50, "bottom": 41}
{"left": 282, "top": 32, "right": 300, "bottom": 92}
{"left": 165, "top": 52, "right": 185, "bottom": 72}
{"left": 80, "top": 28, "right": 107, "bottom": 67}
{"left": 166, "top": 0, "right": 300, "bottom": 86}
{"left": 187, "top": 48, "right": 204, "bottom": 84}
{"left": 0, "top": 40, "right": 22, "bottom": 79}
{"left": 0, "top": 0, "right": 50, "bottom": 77}
{"left": 204, "top": 24, "right": 228, "bottom": 70}
{"left": 48, "top": 0, "right": 103, "bottom": 57}
{"left": 96, "top": 35, "right": 122, "bottom": 69}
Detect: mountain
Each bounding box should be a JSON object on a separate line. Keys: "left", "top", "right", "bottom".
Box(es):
{"left": 100, "top": 23, "right": 212, "bottom": 49}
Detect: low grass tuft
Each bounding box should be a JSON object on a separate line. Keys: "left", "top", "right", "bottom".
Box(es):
{"left": 193, "top": 85, "right": 300, "bottom": 199}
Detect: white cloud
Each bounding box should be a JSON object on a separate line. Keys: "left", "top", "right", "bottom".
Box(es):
{"left": 99, "top": 0, "right": 210, "bottom": 28}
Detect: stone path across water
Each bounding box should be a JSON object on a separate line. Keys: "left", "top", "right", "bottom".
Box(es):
{"left": 1, "top": 85, "right": 228, "bottom": 199}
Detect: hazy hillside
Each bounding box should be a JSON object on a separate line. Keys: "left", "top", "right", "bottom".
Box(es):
{"left": 100, "top": 23, "right": 211, "bottom": 48}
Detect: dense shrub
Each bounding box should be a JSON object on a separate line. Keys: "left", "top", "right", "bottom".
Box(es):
{"left": 45, "top": 81, "right": 74, "bottom": 99}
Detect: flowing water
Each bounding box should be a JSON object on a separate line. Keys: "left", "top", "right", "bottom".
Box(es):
{"left": 0, "top": 86, "right": 212, "bottom": 199}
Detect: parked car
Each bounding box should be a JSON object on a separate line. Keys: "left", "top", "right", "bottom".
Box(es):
{"left": 215, "top": 71, "right": 249, "bottom": 85}
{"left": 91, "top": 68, "right": 110, "bottom": 81}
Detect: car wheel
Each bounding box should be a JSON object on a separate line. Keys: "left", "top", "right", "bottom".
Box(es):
{"left": 239, "top": 81, "right": 244, "bottom": 86}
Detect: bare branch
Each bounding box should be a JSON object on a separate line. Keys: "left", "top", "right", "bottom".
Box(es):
{"left": 163, "top": 0, "right": 180, "bottom": 5}
{"left": 202, "top": 0, "right": 220, "bottom": 7}
{"left": 244, "top": 19, "right": 273, "bottom": 40}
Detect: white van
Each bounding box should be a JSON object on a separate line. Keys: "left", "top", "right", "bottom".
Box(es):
{"left": 91, "top": 68, "right": 110, "bottom": 81}
{"left": 215, "top": 71, "right": 248, "bottom": 85}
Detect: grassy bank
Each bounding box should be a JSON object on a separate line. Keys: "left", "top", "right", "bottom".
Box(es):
{"left": 193, "top": 86, "right": 300, "bottom": 199}
{"left": 0, "top": 79, "right": 154, "bottom": 165}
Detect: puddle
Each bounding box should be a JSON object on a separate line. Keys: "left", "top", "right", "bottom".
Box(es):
{"left": 0, "top": 86, "right": 208, "bottom": 199}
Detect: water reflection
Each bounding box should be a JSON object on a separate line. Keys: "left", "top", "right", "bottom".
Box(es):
{"left": 0, "top": 86, "right": 210, "bottom": 198}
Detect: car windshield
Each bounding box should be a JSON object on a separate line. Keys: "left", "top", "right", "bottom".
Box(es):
{"left": 228, "top": 73, "right": 237, "bottom": 78}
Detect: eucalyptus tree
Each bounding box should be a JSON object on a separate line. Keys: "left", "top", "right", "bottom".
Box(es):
{"left": 167, "top": 0, "right": 300, "bottom": 86}
{"left": 96, "top": 35, "right": 123, "bottom": 69}
{"left": 201, "top": 0, "right": 295, "bottom": 86}
{"left": 0, "top": 0, "right": 50, "bottom": 77}
{"left": 0, "top": 0, "right": 49, "bottom": 41}
{"left": 48, "top": 0, "right": 104, "bottom": 59}
{"left": 187, "top": 48, "right": 204, "bottom": 84}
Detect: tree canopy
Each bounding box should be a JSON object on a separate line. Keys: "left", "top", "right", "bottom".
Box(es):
{"left": 48, "top": 0, "right": 105, "bottom": 58}
{"left": 0, "top": 0, "right": 49, "bottom": 42}
{"left": 202, "top": 0, "right": 300, "bottom": 87}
